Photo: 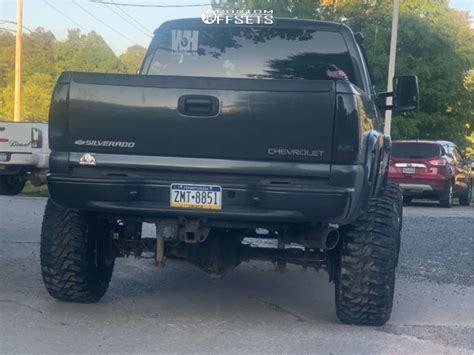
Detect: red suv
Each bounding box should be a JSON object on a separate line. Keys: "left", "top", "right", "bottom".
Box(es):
{"left": 389, "top": 140, "right": 472, "bottom": 207}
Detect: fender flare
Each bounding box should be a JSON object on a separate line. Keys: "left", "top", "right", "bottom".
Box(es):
{"left": 364, "top": 131, "right": 391, "bottom": 197}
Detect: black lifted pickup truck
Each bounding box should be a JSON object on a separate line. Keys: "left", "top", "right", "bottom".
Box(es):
{"left": 41, "top": 18, "right": 419, "bottom": 325}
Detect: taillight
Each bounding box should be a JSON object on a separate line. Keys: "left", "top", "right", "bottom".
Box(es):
{"left": 429, "top": 158, "right": 447, "bottom": 166}
{"left": 49, "top": 73, "right": 72, "bottom": 151}
{"left": 31, "top": 127, "right": 43, "bottom": 148}
{"left": 333, "top": 92, "right": 361, "bottom": 164}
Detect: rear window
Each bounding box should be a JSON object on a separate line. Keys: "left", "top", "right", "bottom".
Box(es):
{"left": 143, "top": 26, "right": 359, "bottom": 84}
{"left": 392, "top": 143, "right": 441, "bottom": 159}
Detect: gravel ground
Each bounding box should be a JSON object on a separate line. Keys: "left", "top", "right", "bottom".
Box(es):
{"left": 0, "top": 196, "right": 473, "bottom": 354}
{"left": 398, "top": 216, "right": 473, "bottom": 286}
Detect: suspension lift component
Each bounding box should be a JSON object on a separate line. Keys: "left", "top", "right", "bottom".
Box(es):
{"left": 155, "top": 224, "right": 165, "bottom": 267}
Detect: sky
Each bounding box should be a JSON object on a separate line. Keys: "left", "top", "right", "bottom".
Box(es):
{"left": 0, "top": 0, "right": 473, "bottom": 55}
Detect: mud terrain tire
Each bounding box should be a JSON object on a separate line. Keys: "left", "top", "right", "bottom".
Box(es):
{"left": 40, "top": 199, "right": 115, "bottom": 303}
{"left": 335, "top": 182, "right": 402, "bottom": 326}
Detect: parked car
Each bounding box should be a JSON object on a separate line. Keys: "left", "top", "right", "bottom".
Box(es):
{"left": 41, "top": 18, "right": 420, "bottom": 325}
{"left": 389, "top": 140, "right": 472, "bottom": 207}
{"left": 0, "top": 121, "right": 49, "bottom": 195}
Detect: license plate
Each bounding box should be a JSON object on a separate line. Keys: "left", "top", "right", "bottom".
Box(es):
{"left": 402, "top": 167, "right": 416, "bottom": 174}
{"left": 170, "top": 184, "right": 222, "bottom": 210}
{"left": 0, "top": 153, "right": 7, "bottom": 162}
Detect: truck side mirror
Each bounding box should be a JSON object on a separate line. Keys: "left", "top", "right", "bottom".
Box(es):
{"left": 376, "top": 75, "right": 419, "bottom": 112}
{"left": 393, "top": 75, "right": 419, "bottom": 112}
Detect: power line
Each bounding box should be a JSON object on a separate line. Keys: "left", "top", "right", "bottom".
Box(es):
{"left": 0, "top": 27, "right": 16, "bottom": 33}
{"left": 111, "top": 1, "right": 152, "bottom": 34}
{"left": 0, "top": 19, "right": 32, "bottom": 32}
{"left": 72, "top": 0, "right": 136, "bottom": 44}
{"left": 89, "top": 0, "right": 211, "bottom": 8}
{"left": 44, "top": 0, "right": 89, "bottom": 32}
{"left": 103, "top": 3, "right": 152, "bottom": 38}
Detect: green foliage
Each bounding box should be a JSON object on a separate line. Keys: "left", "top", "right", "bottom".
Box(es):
{"left": 0, "top": 28, "right": 128, "bottom": 122}
{"left": 0, "top": 32, "right": 16, "bottom": 87}
{"left": 21, "top": 181, "right": 49, "bottom": 197}
{"left": 55, "top": 31, "right": 126, "bottom": 74}
{"left": 214, "top": 0, "right": 474, "bottom": 146}
{"left": 119, "top": 45, "right": 146, "bottom": 74}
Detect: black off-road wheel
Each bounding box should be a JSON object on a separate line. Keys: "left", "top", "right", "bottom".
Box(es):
{"left": 459, "top": 179, "right": 472, "bottom": 206}
{"left": 0, "top": 175, "right": 26, "bottom": 195}
{"left": 40, "top": 199, "right": 115, "bottom": 303}
{"left": 335, "top": 182, "right": 402, "bottom": 326}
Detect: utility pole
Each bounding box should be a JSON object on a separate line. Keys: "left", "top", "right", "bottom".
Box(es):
{"left": 14, "top": 0, "right": 24, "bottom": 122}
{"left": 384, "top": 0, "right": 400, "bottom": 135}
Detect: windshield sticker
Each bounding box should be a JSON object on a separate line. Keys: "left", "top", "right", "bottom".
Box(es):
{"left": 223, "top": 60, "right": 236, "bottom": 76}
{"left": 171, "top": 30, "right": 199, "bottom": 54}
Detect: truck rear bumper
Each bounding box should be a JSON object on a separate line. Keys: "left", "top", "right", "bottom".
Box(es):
{"left": 49, "top": 176, "right": 357, "bottom": 223}
{"left": 48, "top": 152, "right": 368, "bottom": 225}
{"left": 0, "top": 151, "right": 50, "bottom": 169}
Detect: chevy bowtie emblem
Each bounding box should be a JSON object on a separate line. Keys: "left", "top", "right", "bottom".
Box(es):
{"left": 79, "top": 153, "right": 96, "bottom": 166}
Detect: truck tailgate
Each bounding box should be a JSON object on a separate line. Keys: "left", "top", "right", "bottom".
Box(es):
{"left": 51, "top": 73, "right": 336, "bottom": 164}
{"left": 0, "top": 122, "right": 32, "bottom": 153}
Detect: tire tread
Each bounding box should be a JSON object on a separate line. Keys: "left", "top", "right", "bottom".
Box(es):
{"left": 40, "top": 199, "right": 113, "bottom": 303}
{"left": 335, "top": 182, "right": 402, "bottom": 326}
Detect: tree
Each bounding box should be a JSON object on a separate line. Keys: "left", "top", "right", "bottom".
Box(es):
{"left": 119, "top": 45, "right": 146, "bottom": 74}
{"left": 466, "top": 132, "right": 474, "bottom": 157}
{"left": 0, "top": 32, "right": 16, "bottom": 88}
{"left": 0, "top": 28, "right": 127, "bottom": 122}
{"left": 55, "top": 31, "right": 126, "bottom": 74}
